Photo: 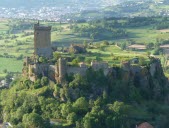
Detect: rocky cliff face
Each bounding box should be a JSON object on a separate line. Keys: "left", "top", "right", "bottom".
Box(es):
{"left": 53, "top": 57, "right": 169, "bottom": 104}
{"left": 108, "top": 58, "right": 169, "bottom": 101}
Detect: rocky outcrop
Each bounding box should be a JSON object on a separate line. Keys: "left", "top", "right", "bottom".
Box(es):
{"left": 108, "top": 58, "right": 169, "bottom": 101}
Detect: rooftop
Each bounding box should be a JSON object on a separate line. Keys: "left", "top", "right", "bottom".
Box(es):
{"left": 137, "top": 122, "right": 154, "bottom": 128}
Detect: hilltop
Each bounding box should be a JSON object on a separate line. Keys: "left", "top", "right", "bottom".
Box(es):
{"left": 0, "top": 20, "right": 168, "bottom": 127}
{"left": 0, "top": 4, "right": 169, "bottom": 127}
{"left": 1, "top": 43, "right": 169, "bottom": 127}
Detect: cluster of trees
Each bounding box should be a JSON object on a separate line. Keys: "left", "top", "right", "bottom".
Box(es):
{"left": 7, "top": 20, "right": 33, "bottom": 34}
{"left": 69, "top": 16, "right": 169, "bottom": 48}
{"left": 72, "top": 17, "right": 169, "bottom": 35}
{"left": 125, "top": 17, "right": 155, "bottom": 27}
{"left": 70, "top": 21, "right": 128, "bottom": 40}
{"left": 156, "top": 21, "right": 169, "bottom": 30}
{"left": 0, "top": 62, "right": 169, "bottom": 128}
{"left": 155, "top": 17, "right": 169, "bottom": 30}
{"left": 0, "top": 53, "right": 24, "bottom": 60}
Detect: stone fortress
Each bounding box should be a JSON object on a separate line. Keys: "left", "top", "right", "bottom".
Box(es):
{"left": 22, "top": 22, "right": 164, "bottom": 87}
{"left": 23, "top": 23, "right": 109, "bottom": 83}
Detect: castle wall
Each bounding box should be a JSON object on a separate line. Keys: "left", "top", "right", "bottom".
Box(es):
{"left": 49, "top": 65, "right": 56, "bottom": 81}
{"left": 35, "top": 63, "right": 49, "bottom": 76}
{"left": 91, "top": 61, "right": 108, "bottom": 70}
{"left": 29, "top": 64, "right": 36, "bottom": 82}
{"left": 91, "top": 61, "right": 109, "bottom": 75}
{"left": 67, "top": 67, "right": 88, "bottom": 76}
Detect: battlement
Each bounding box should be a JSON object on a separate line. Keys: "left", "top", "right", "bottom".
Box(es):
{"left": 34, "top": 25, "right": 51, "bottom": 31}
{"left": 34, "top": 22, "right": 51, "bottom": 30}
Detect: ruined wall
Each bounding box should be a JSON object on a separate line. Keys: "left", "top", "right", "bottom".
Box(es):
{"left": 58, "top": 58, "right": 67, "bottom": 78}
{"left": 91, "top": 61, "right": 108, "bottom": 70}
{"left": 28, "top": 64, "right": 36, "bottom": 82}
{"left": 35, "top": 63, "right": 49, "bottom": 76}
{"left": 91, "top": 61, "right": 109, "bottom": 75}
{"left": 27, "top": 63, "right": 49, "bottom": 82}
{"left": 67, "top": 67, "right": 88, "bottom": 76}
{"left": 55, "top": 58, "right": 67, "bottom": 83}
{"left": 49, "top": 65, "right": 56, "bottom": 81}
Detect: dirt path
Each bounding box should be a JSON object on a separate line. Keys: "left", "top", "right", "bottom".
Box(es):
{"left": 158, "top": 29, "right": 169, "bottom": 33}
{"left": 128, "top": 44, "right": 146, "bottom": 50}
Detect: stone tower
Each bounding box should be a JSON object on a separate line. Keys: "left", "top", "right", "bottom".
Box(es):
{"left": 34, "top": 22, "right": 52, "bottom": 58}
{"left": 56, "top": 58, "right": 67, "bottom": 83}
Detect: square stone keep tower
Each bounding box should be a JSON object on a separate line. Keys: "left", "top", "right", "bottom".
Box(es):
{"left": 34, "top": 22, "right": 52, "bottom": 58}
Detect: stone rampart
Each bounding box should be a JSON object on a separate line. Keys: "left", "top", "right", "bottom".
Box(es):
{"left": 67, "top": 66, "right": 88, "bottom": 76}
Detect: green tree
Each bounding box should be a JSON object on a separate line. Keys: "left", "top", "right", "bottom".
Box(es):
{"left": 83, "top": 117, "right": 92, "bottom": 128}
{"left": 22, "top": 113, "right": 49, "bottom": 128}
{"left": 39, "top": 56, "right": 47, "bottom": 63}
{"left": 73, "top": 97, "right": 88, "bottom": 114}
{"left": 61, "top": 103, "right": 73, "bottom": 118}
{"left": 53, "top": 52, "right": 61, "bottom": 60}
{"left": 146, "top": 42, "right": 154, "bottom": 49}
{"left": 83, "top": 40, "right": 88, "bottom": 48}
{"left": 41, "top": 77, "right": 49, "bottom": 86}
{"left": 120, "top": 42, "right": 127, "bottom": 50}
{"left": 34, "top": 79, "right": 42, "bottom": 89}
{"left": 139, "top": 57, "right": 146, "bottom": 66}
{"left": 71, "top": 58, "right": 79, "bottom": 66}
{"left": 69, "top": 74, "right": 89, "bottom": 91}
{"left": 3, "top": 69, "right": 7, "bottom": 73}
{"left": 102, "top": 40, "right": 109, "bottom": 46}
{"left": 108, "top": 101, "right": 131, "bottom": 128}
{"left": 67, "top": 112, "right": 77, "bottom": 124}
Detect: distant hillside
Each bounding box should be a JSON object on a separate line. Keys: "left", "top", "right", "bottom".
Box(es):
{"left": 76, "top": 0, "right": 169, "bottom": 19}
{"left": 0, "top": 0, "right": 168, "bottom": 20}
{"left": 103, "top": 0, "right": 169, "bottom": 17}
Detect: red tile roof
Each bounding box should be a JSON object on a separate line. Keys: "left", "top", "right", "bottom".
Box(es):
{"left": 137, "top": 122, "right": 153, "bottom": 128}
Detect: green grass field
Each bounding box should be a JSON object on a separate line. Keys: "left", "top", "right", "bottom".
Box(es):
{"left": 0, "top": 19, "right": 9, "bottom": 33}
{"left": 0, "top": 57, "right": 23, "bottom": 73}
{"left": 86, "top": 45, "right": 148, "bottom": 65}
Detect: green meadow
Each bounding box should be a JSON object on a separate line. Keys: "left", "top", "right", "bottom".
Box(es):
{"left": 0, "top": 57, "right": 22, "bottom": 73}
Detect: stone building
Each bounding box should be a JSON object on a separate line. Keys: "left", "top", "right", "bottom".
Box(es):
{"left": 69, "top": 44, "right": 86, "bottom": 54}
{"left": 34, "top": 22, "right": 52, "bottom": 58}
